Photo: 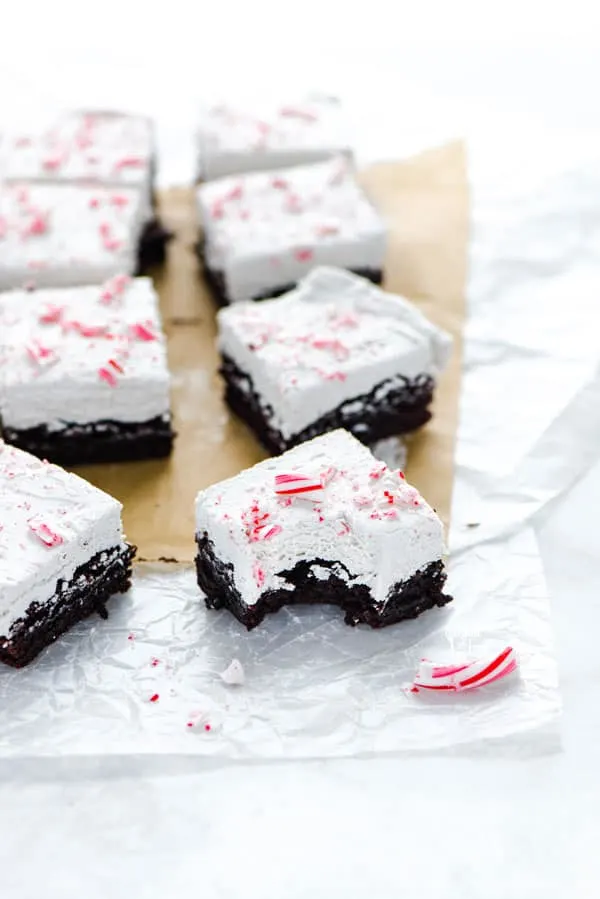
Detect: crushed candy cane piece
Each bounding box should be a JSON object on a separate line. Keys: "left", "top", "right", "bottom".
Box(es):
{"left": 130, "top": 322, "right": 157, "bottom": 342}
{"left": 274, "top": 472, "right": 324, "bottom": 498}
{"left": 411, "top": 646, "right": 518, "bottom": 693}
{"left": 220, "top": 659, "right": 245, "bottom": 686}
{"left": 28, "top": 519, "right": 64, "bottom": 547}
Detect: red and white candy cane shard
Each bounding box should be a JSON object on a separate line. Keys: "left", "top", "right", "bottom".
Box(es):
{"left": 274, "top": 472, "right": 324, "bottom": 498}
{"left": 28, "top": 519, "right": 64, "bottom": 548}
{"left": 411, "top": 647, "right": 517, "bottom": 693}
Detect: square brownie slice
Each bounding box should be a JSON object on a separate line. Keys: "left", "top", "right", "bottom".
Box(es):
{"left": 0, "top": 276, "right": 173, "bottom": 465}
{"left": 195, "top": 429, "right": 451, "bottom": 630}
{"left": 0, "top": 181, "right": 147, "bottom": 290}
{"left": 197, "top": 95, "right": 351, "bottom": 180}
{"left": 0, "top": 441, "right": 135, "bottom": 668}
{"left": 196, "top": 156, "right": 386, "bottom": 304}
{"left": 217, "top": 266, "right": 452, "bottom": 453}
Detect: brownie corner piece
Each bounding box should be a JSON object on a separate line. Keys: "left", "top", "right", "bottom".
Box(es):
{"left": 194, "top": 429, "right": 451, "bottom": 630}
{"left": 0, "top": 443, "right": 136, "bottom": 668}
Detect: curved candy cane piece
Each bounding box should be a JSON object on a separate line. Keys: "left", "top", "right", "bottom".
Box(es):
{"left": 274, "top": 472, "right": 324, "bottom": 499}
{"left": 411, "top": 647, "right": 517, "bottom": 693}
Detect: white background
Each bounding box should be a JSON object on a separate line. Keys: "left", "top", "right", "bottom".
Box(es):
{"left": 2, "top": 10, "right": 600, "bottom": 897}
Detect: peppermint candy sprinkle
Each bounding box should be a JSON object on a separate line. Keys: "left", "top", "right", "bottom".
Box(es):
{"left": 274, "top": 472, "right": 324, "bottom": 498}
{"left": 411, "top": 646, "right": 518, "bottom": 694}
{"left": 28, "top": 519, "right": 64, "bottom": 548}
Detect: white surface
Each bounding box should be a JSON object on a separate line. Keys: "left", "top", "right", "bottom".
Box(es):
{"left": 217, "top": 266, "right": 451, "bottom": 439}
{"left": 0, "top": 277, "right": 171, "bottom": 429}
{"left": 196, "top": 429, "right": 444, "bottom": 610}
{"left": 197, "top": 94, "right": 351, "bottom": 180}
{"left": 197, "top": 157, "right": 386, "bottom": 302}
{"left": 1, "top": 33, "right": 600, "bottom": 899}
{"left": 0, "top": 182, "right": 145, "bottom": 290}
{"left": 0, "top": 442, "right": 124, "bottom": 629}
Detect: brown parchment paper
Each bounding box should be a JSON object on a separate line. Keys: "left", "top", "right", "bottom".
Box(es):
{"left": 78, "top": 141, "right": 468, "bottom": 562}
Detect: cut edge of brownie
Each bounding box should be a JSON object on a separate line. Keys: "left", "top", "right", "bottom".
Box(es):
{"left": 195, "top": 533, "right": 451, "bottom": 630}
{"left": 136, "top": 216, "right": 173, "bottom": 272}
{"left": 220, "top": 354, "right": 434, "bottom": 454}
{"left": 1, "top": 415, "right": 175, "bottom": 466}
{"left": 195, "top": 238, "right": 383, "bottom": 306}
{"left": 0, "top": 542, "right": 136, "bottom": 668}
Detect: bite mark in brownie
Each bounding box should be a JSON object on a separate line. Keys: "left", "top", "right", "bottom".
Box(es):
{"left": 220, "top": 354, "right": 434, "bottom": 454}
{"left": 0, "top": 543, "right": 135, "bottom": 668}
{"left": 195, "top": 533, "right": 451, "bottom": 630}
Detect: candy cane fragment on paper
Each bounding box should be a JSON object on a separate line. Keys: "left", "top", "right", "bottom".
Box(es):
{"left": 410, "top": 646, "right": 518, "bottom": 693}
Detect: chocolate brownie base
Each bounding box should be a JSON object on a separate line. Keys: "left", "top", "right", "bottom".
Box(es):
{"left": 0, "top": 543, "right": 135, "bottom": 668}
{"left": 136, "top": 217, "right": 172, "bottom": 272}
{"left": 195, "top": 240, "right": 382, "bottom": 305}
{"left": 195, "top": 534, "right": 451, "bottom": 630}
{"left": 220, "top": 354, "right": 434, "bottom": 454}
{"left": 2, "top": 415, "right": 174, "bottom": 466}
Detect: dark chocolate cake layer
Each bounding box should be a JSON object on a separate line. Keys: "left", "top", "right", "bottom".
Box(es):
{"left": 195, "top": 240, "right": 382, "bottom": 305}
{"left": 0, "top": 543, "right": 135, "bottom": 668}
{"left": 195, "top": 533, "right": 451, "bottom": 630}
{"left": 136, "top": 216, "right": 173, "bottom": 272}
{"left": 2, "top": 415, "right": 174, "bottom": 466}
{"left": 220, "top": 354, "right": 434, "bottom": 454}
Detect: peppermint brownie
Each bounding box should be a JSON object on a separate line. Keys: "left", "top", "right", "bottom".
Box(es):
{"left": 0, "top": 441, "right": 134, "bottom": 668}
{"left": 217, "top": 267, "right": 452, "bottom": 453}
{"left": 196, "top": 156, "right": 386, "bottom": 304}
{"left": 0, "top": 276, "right": 173, "bottom": 464}
{"left": 195, "top": 430, "right": 451, "bottom": 630}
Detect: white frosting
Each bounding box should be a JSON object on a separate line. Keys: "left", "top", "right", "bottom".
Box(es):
{"left": 0, "top": 441, "right": 125, "bottom": 633}
{"left": 195, "top": 429, "right": 444, "bottom": 609}
{"left": 0, "top": 277, "right": 170, "bottom": 430}
{"left": 197, "top": 96, "right": 352, "bottom": 180}
{"left": 217, "top": 267, "right": 452, "bottom": 439}
{"left": 197, "top": 157, "right": 386, "bottom": 303}
{"left": 0, "top": 182, "right": 146, "bottom": 290}
{"left": 0, "top": 111, "right": 154, "bottom": 219}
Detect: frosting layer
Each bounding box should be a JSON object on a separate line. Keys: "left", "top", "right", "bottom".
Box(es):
{"left": 0, "top": 182, "right": 145, "bottom": 290}
{"left": 0, "top": 276, "right": 170, "bottom": 430}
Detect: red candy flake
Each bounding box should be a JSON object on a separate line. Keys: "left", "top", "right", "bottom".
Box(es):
{"left": 103, "top": 237, "right": 122, "bottom": 252}
{"left": 99, "top": 273, "right": 130, "bottom": 304}
{"left": 67, "top": 321, "right": 109, "bottom": 338}
{"left": 398, "top": 470, "right": 406, "bottom": 480}
{"left": 224, "top": 184, "right": 243, "bottom": 202}
{"left": 38, "top": 304, "right": 64, "bottom": 325}
{"left": 98, "top": 222, "right": 111, "bottom": 238}
{"left": 127, "top": 633, "right": 135, "bottom": 641}
{"left": 149, "top": 694, "right": 160, "bottom": 703}
{"left": 14, "top": 136, "right": 32, "bottom": 148}
{"left": 204, "top": 724, "right": 212, "bottom": 732}
{"left": 210, "top": 201, "right": 225, "bottom": 220}
{"left": 15, "top": 187, "right": 29, "bottom": 204}
{"left": 150, "top": 657, "right": 160, "bottom": 668}
{"left": 42, "top": 155, "right": 64, "bottom": 171}
{"left": 271, "top": 176, "right": 289, "bottom": 189}
{"left": 241, "top": 502, "right": 282, "bottom": 543}
{"left": 114, "top": 155, "right": 145, "bottom": 170}
{"left": 253, "top": 563, "right": 265, "bottom": 588}
{"left": 285, "top": 194, "right": 303, "bottom": 214}
{"left": 88, "top": 197, "right": 100, "bottom": 209}
{"left": 279, "top": 105, "right": 318, "bottom": 122}
{"left": 294, "top": 248, "right": 313, "bottom": 262}
{"left": 110, "top": 194, "right": 129, "bottom": 207}
{"left": 28, "top": 519, "right": 63, "bottom": 547}
{"left": 329, "top": 311, "right": 359, "bottom": 328}
{"left": 315, "top": 222, "right": 340, "bottom": 237}
{"left": 369, "top": 465, "right": 386, "bottom": 480}
{"left": 311, "top": 337, "right": 349, "bottom": 360}
{"left": 98, "top": 366, "right": 118, "bottom": 386}
{"left": 337, "top": 521, "right": 351, "bottom": 536}
{"left": 319, "top": 369, "right": 346, "bottom": 382}
{"left": 130, "top": 322, "right": 157, "bottom": 342}
{"left": 23, "top": 212, "right": 49, "bottom": 238}
{"left": 26, "top": 340, "right": 56, "bottom": 366}
{"left": 256, "top": 120, "right": 271, "bottom": 135}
